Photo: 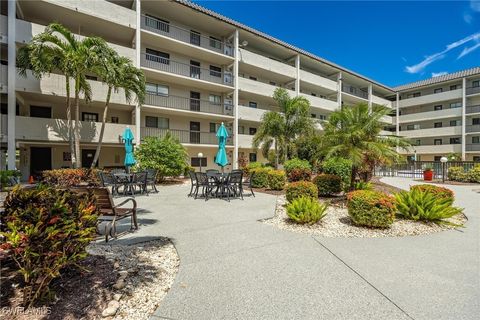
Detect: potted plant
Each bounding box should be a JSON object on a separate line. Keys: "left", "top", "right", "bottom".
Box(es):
{"left": 423, "top": 164, "right": 434, "bottom": 181}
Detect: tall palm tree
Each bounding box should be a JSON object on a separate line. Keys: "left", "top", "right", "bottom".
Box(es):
{"left": 90, "top": 48, "right": 145, "bottom": 168}
{"left": 322, "top": 103, "right": 410, "bottom": 189}
{"left": 252, "top": 88, "right": 313, "bottom": 168}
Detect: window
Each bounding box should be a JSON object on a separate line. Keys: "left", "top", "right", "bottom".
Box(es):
{"left": 473, "top": 118, "right": 480, "bottom": 125}
{"left": 191, "top": 157, "right": 207, "bottom": 167}
{"left": 450, "top": 102, "right": 462, "bottom": 108}
{"left": 434, "top": 105, "right": 443, "bottom": 111}
{"left": 210, "top": 122, "right": 219, "bottom": 133}
{"left": 450, "top": 85, "right": 458, "bottom": 90}
{"left": 311, "top": 93, "right": 317, "bottom": 97}
{"left": 434, "top": 122, "right": 443, "bottom": 128}
{"left": 86, "top": 75, "right": 97, "bottom": 81}
{"left": 30, "top": 106, "right": 52, "bottom": 118}
{"left": 434, "top": 88, "right": 443, "bottom": 94}
{"left": 190, "top": 30, "right": 201, "bottom": 46}
{"left": 407, "top": 124, "right": 415, "bottom": 130}
{"left": 111, "top": 116, "right": 119, "bottom": 123}
{"left": 209, "top": 36, "right": 222, "bottom": 49}
{"left": 450, "top": 120, "right": 461, "bottom": 126}
{"left": 472, "top": 136, "right": 480, "bottom": 144}
{"left": 472, "top": 80, "right": 480, "bottom": 88}
{"left": 82, "top": 112, "right": 98, "bottom": 122}
{"left": 407, "top": 92, "right": 421, "bottom": 98}
{"left": 146, "top": 48, "right": 169, "bottom": 64}
{"left": 311, "top": 114, "right": 317, "bottom": 118}
{"left": 238, "top": 126, "right": 245, "bottom": 134}
{"left": 248, "top": 101, "right": 257, "bottom": 109}
{"left": 145, "top": 116, "right": 158, "bottom": 128}
{"left": 209, "top": 65, "right": 222, "bottom": 77}
{"left": 249, "top": 76, "right": 257, "bottom": 81}
{"left": 249, "top": 153, "right": 257, "bottom": 162}
{"left": 146, "top": 83, "right": 169, "bottom": 96}
{"left": 319, "top": 115, "right": 327, "bottom": 120}
{"left": 249, "top": 127, "right": 257, "bottom": 135}
{"left": 473, "top": 156, "right": 480, "bottom": 162}
{"left": 434, "top": 156, "right": 442, "bottom": 162}
{"left": 450, "top": 137, "right": 461, "bottom": 144}
{"left": 145, "top": 14, "right": 169, "bottom": 32}
{"left": 209, "top": 94, "right": 221, "bottom": 105}
{"left": 158, "top": 117, "right": 169, "bottom": 129}
{"left": 415, "top": 140, "right": 421, "bottom": 146}
{"left": 434, "top": 139, "right": 443, "bottom": 145}
{"left": 269, "top": 81, "right": 276, "bottom": 86}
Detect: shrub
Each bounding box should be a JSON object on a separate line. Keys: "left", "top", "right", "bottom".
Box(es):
{"left": 284, "top": 158, "right": 312, "bottom": 182}
{"left": 267, "top": 170, "right": 286, "bottom": 190}
{"left": 321, "top": 157, "right": 352, "bottom": 191}
{"left": 0, "top": 170, "right": 21, "bottom": 190}
{"left": 354, "top": 181, "right": 373, "bottom": 191}
{"left": 42, "top": 168, "right": 99, "bottom": 187}
{"left": 466, "top": 165, "right": 480, "bottom": 183}
{"left": 447, "top": 166, "right": 466, "bottom": 182}
{"left": 395, "top": 188, "right": 463, "bottom": 226}
{"left": 0, "top": 185, "right": 99, "bottom": 306}
{"left": 250, "top": 167, "right": 272, "bottom": 188}
{"left": 347, "top": 190, "right": 396, "bottom": 228}
{"left": 134, "top": 134, "right": 188, "bottom": 181}
{"left": 285, "top": 181, "right": 318, "bottom": 202}
{"left": 183, "top": 165, "right": 195, "bottom": 177}
{"left": 286, "top": 196, "right": 328, "bottom": 224}
{"left": 410, "top": 184, "right": 454, "bottom": 203}
{"left": 313, "top": 174, "right": 342, "bottom": 196}
{"left": 245, "top": 162, "right": 267, "bottom": 175}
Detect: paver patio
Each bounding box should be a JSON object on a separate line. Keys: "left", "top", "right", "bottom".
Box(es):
{"left": 114, "top": 178, "right": 479, "bottom": 320}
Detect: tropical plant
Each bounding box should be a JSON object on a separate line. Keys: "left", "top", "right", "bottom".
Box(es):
{"left": 313, "top": 174, "right": 342, "bottom": 196}
{"left": 0, "top": 170, "right": 21, "bottom": 191}
{"left": 321, "top": 157, "right": 353, "bottom": 191}
{"left": 90, "top": 49, "right": 145, "bottom": 167}
{"left": 253, "top": 88, "right": 314, "bottom": 168}
{"left": 294, "top": 133, "right": 324, "bottom": 168}
{"left": 286, "top": 196, "right": 328, "bottom": 224}
{"left": 250, "top": 167, "right": 272, "bottom": 188}
{"left": 410, "top": 184, "right": 454, "bottom": 203}
{"left": 0, "top": 185, "right": 99, "bottom": 307}
{"left": 267, "top": 170, "right": 286, "bottom": 190}
{"left": 466, "top": 165, "right": 480, "bottom": 183}
{"left": 284, "top": 158, "right": 312, "bottom": 182}
{"left": 447, "top": 166, "right": 466, "bottom": 182}
{"left": 347, "top": 190, "right": 396, "bottom": 228}
{"left": 395, "top": 188, "right": 463, "bottom": 226}
{"left": 41, "top": 168, "right": 100, "bottom": 187}
{"left": 134, "top": 134, "right": 188, "bottom": 181}
{"left": 285, "top": 181, "right": 318, "bottom": 202}
{"left": 353, "top": 181, "right": 373, "bottom": 191}
{"left": 321, "top": 103, "right": 410, "bottom": 189}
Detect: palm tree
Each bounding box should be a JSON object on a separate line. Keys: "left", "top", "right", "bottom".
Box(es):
{"left": 90, "top": 48, "right": 145, "bottom": 168}
{"left": 252, "top": 88, "right": 313, "bottom": 168}
{"left": 321, "top": 103, "right": 410, "bottom": 189}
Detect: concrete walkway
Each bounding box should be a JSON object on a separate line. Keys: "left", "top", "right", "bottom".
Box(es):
{"left": 115, "top": 178, "right": 479, "bottom": 320}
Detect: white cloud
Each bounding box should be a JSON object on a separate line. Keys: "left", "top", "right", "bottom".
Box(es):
{"left": 458, "top": 41, "right": 480, "bottom": 59}
{"left": 471, "top": 0, "right": 480, "bottom": 12}
{"left": 464, "top": 12, "right": 473, "bottom": 24}
{"left": 431, "top": 72, "right": 448, "bottom": 77}
{"left": 405, "top": 32, "right": 480, "bottom": 74}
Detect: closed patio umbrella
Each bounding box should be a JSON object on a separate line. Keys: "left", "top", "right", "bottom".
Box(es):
{"left": 122, "top": 126, "right": 136, "bottom": 172}
{"left": 215, "top": 122, "right": 229, "bottom": 171}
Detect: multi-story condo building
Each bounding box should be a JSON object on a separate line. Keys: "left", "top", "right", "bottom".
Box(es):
{"left": 0, "top": 0, "right": 477, "bottom": 181}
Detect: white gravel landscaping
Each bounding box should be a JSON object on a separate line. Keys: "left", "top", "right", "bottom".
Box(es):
{"left": 87, "top": 238, "right": 180, "bottom": 320}
{"left": 263, "top": 195, "right": 467, "bottom": 238}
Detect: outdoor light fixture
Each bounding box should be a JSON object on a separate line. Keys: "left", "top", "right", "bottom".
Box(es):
{"left": 241, "top": 40, "right": 248, "bottom": 47}
{"left": 198, "top": 152, "right": 204, "bottom": 172}
{"left": 440, "top": 156, "right": 448, "bottom": 183}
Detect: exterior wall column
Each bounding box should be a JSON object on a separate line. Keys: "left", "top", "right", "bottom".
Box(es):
{"left": 233, "top": 29, "right": 239, "bottom": 169}
{"left": 462, "top": 77, "right": 466, "bottom": 160}
{"left": 337, "top": 72, "right": 342, "bottom": 108}
{"left": 7, "top": 0, "right": 16, "bottom": 170}
{"left": 134, "top": 0, "right": 141, "bottom": 146}
{"left": 396, "top": 92, "right": 400, "bottom": 153}
{"left": 295, "top": 54, "right": 300, "bottom": 96}
{"left": 368, "top": 84, "right": 373, "bottom": 110}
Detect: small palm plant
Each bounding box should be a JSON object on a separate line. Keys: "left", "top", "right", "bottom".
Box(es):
{"left": 286, "top": 196, "right": 328, "bottom": 224}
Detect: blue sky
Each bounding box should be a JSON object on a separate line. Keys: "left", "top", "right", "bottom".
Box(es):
{"left": 195, "top": 0, "right": 480, "bottom": 87}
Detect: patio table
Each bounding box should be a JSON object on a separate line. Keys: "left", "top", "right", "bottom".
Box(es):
{"left": 113, "top": 173, "right": 134, "bottom": 195}
{"left": 208, "top": 173, "right": 229, "bottom": 198}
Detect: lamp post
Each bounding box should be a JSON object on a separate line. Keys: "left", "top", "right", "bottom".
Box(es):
{"left": 440, "top": 156, "right": 448, "bottom": 183}
{"left": 198, "top": 152, "right": 204, "bottom": 172}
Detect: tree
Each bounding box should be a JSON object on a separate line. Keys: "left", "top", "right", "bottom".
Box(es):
{"left": 134, "top": 134, "right": 188, "bottom": 181}
{"left": 252, "top": 88, "right": 314, "bottom": 168}
{"left": 90, "top": 48, "right": 145, "bottom": 168}
{"left": 295, "top": 133, "right": 324, "bottom": 168}
{"left": 321, "top": 103, "right": 410, "bottom": 189}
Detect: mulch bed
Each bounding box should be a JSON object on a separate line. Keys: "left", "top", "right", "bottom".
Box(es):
{"left": 252, "top": 188, "right": 285, "bottom": 196}
{"left": 370, "top": 177, "right": 403, "bottom": 194}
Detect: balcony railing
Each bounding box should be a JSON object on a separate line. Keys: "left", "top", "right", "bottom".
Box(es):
{"left": 466, "top": 144, "right": 480, "bottom": 151}
{"left": 466, "top": 86, "right": 480, "bottom": 95}
{"left": 342, "top": 84, "right": 368, "bottom": 99}
{"left": 145, "top": 93, "right": 233, "bottom": 116}
{"left": 141, "top": 53, "right": 233, "bottom": 86}
{"left": 141, "top": 15, "right": 234, "bottom": 57}
{"left": 141, "top": 127, "right": 233, "bottom": 145}
{"left": 466, "top": 105, "right": 480, "bottom": 114}
{"left": 466, "top": 124, "right": 480, "bottom": 133}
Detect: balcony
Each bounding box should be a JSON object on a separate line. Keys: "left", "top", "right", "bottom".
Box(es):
{"left": 299, "top": 70, "right": 337, "bottom": 92}
{"left": 402, "top": 144, "right": 461, "bottom": 154}
{"left": 300, "top": 93, "right": 338, "bottom": 112}
{"left": 399, "top": 89, "right": 462, "bottom": 108}
{"left": 466, "top": 105, "right": 480, "bottom": 114}
{"left": 0, "top": 64, "right": 6, "bottom": 93}
{"left": 400, "top": 126, "right": 462, "bottom": 138}
{"left": 342, "top": 84, "right": 368, "bottom": 99}
{"left": 399, "top": 108, "right": 462, "bottom": 123}
{"left": 372, "top": 95, "right": 393, "bottom": 108}
{"left": 141, "top": 127, "right": 233, "bottom": 146}
{"left": 466, "top": 125, "right": 480, "bottom": 133}
{"left": 141, "top": 54, "right": 233, "bottom": 89}
{"left": 238, "top": 134, "right": 254, "bottom": 149}
{"left": 141, "top": 15, "right": 233, "bottom": 57}
{"left": 238, "top": 77, "right": 295, "bottom": 99}
{"left": 145, "top": 93, "right": 233, "bottom": 117}
{"left": 466, "top": 144, "right": 480, "bottom": 151}
{"left": 239, "top": 49, "right": 296, "bottom": 78}
{"left": 3, "top": 115, "right": 132, "bottom": 144}
{"left": 466, "top": 86, "right": 480, "bottom": 95}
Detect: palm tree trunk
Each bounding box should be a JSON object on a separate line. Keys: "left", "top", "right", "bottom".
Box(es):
{"left": 74, "top": 76, "right": 81, "bottom": 168}
{"left": 274, "top": 138, "right": 279, "bottom": 169}
{"left": 65, "top": 77, "right": 76, "bottom": 168}
{"left": 350, "top": 166, "right": 358, "bottom": 190}
{"left": 91, "top": 86, "right": 112, "bottom": 168}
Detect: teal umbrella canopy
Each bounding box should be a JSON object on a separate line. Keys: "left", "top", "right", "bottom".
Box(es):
{"left": 122, "top": 127, "right": 136, "bottom": 167}
{"left": 215, "top": 123, "right": 229, "bottom": 167}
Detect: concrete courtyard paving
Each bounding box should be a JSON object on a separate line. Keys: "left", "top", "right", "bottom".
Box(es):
{"left": 114, "top": 178, "right": 479, "bottom": 320}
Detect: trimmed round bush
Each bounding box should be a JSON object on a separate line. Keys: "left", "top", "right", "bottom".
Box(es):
{"left": 313, "top": 174, "right": 342, "bottom": 196}
{"left": 245, "top": 161, "right": 263, "bottom": 175}
{"left": 267, "top": 170, "right": 286, "bottom": 190}
{"left": 347, "top": 190, "right": 396, "bottom": 228}
{"left": 321, "top": 157, "right": 352, "bottom": 191}
{"left": 287, "top": 168, "right": 312, "bottom": 182}
{"left": 410, "top": 184, "right": 454, "bottom": 203}
{"left": 285, "top": 181, "right": 318, "bottom": 202}
{"left": 250, "top": 167, "right": 272, "bottom": 188}
{"left": 466, "top": 165, "right": 480, "bottom": 183}
{"left": 286, "top": 196, "right": 328, "bottom": 224}
{"left": 447, "top": 166, "right": 466, "bottom": 182}
{"left": 284, "top": 158, "right": 312, "bottom": 182}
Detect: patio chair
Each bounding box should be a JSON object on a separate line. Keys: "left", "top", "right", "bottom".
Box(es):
{"left": 132, "top": 171, "right": 148, "bottom": 196}
{"left": 228, "top": 171, "right": 244, "bottom": 200}
{"left": 146, "top": 169, "right": 158, "bottom": 193}
{"left": 242, "top": 171, "right": 255, "bottom": 197}
{"left": 206, "top": 169, "right": 219, "bottom": 176}
{"left": 194, "top": 172, "right": 211, "bottom": 200}
{"left": 98, "top": 171, "right": 117, "bottom": 195}
{"left": 111, "top": 168, "right": 126, "bottom": 175}
{"left": 72, "top": 187, "right": 137, "bottom": 242}
{"left": 187, "top": 171, "right": 197, "bottom": 197}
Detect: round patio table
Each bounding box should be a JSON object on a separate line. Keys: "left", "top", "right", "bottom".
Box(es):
{"left": 113, "top": 173, "right": 134, "bottom": 195}
{"left": 209, "top": 173, "right": 229, "bottom": 198}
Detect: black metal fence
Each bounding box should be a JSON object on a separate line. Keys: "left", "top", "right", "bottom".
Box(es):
{"left": 374, "top": 161, "right": 478, "bottom": 179}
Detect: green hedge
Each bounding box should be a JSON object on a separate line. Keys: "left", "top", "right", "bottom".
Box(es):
{"left": 447, "top": 165, "right": 480, "bottom": 183}
{"left": 285, "top": 181, "right": 318, "bottom": 202}
{"left": 321, "top": 157, "right": 352, "bottom": 191}
{"left": 267, "top": 170, "right": 286, "bottom": 190}
{"left": 284, "top": 158, "right": 312, "bottom": 182}
{"left": 313, "top": 174, "right": 342, "bottom": 196}
{"left": 250, "top": 167, "right": 273, "bottom": 188}
{"left": 347, "top": 190, "right": 396, "bottom": 228}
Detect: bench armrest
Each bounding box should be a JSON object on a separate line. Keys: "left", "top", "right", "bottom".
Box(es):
{"left": 114, "top": 197, "right": 137, "bottom": 211}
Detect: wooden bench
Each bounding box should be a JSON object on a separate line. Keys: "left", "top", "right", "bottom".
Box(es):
{"left": 72, "top": 187, "right": 138, "bottom": 242}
